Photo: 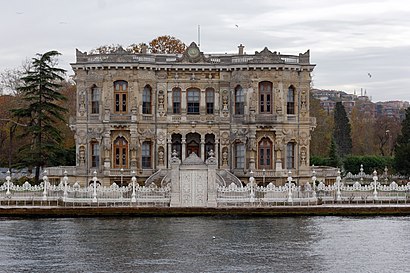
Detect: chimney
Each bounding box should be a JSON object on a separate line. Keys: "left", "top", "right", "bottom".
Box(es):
{"left": 141, "top": 44, "right": 148, "bottom": 54}
{"left": 238, "top": 44, "right": 244, "bottom": 55}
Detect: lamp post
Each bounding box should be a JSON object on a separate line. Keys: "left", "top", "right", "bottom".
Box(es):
{"left": 312, "top": 168, "right": 317, "bottom": 198}
{"left": 5, "top": 170, "right": 11, "bottom": 196}
{"left": 249, "top": 170, "right": 255, "bottom": 203}
{"left": 42, "top": 170, "right": 48, "bottom": 201}
{"left": 372, "top": 170, "right": 378, "bottom": 201}
{"left": 92, "top": 171, "right": 98, "bottom": 203}
{"left": 287, "top": 170, "right": 293, "bottom": 203}
{"left": 131, "top": 171, "right": 137, "bottom": 203}
{"left": 336, "top": 170, "right": 342, "bottom": 201}
{"left": 262, "top": 168, "right": 266, "bottom": 186}
{"left": 120, "top": 168, "right": 124, "bottom": 187}
{"left": 63, "top": 170, "right": 68, "bottom": 202}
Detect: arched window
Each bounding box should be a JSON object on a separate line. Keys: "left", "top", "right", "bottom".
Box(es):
{"left": 114, "top": 80, "right": 128, "bottom": 113}
{"left": 172, "top": 88, "right": 181, "bottom": 114}
{"left": 235, "top": 142, "right": 245, "bottom": 169}
{"left": 187, "top": 88, "right": 200, "bottom": 114}
{"left": 286, "top": 142, "right": 295, "bottom": 169}
{"left": 259, "top": 138, "right": 272, "bottom": 169}
{"left": 90, "top": 140, "right": 100, "bottom": 168}
{"left": 259, "top": 81, "right": 272, "bottom": 113}
{"left": 172, "top": 134, "right": 182, "bottom": 160}
{"left": 91, "top": 85, "right": 100, "bottom": 114}
{"left": 205, "top": 134, "right": 215, "bottom": 158}
{"left": 142, "top": 141, "right": 152, "bottom": 168}
{"left": 113, "top": 136, "right": 128, "bottom": 168}
{"left": 206, "top": 88, "right": 215, "bottom": 114}
{"left": 287, "top": 86, "right": 295, "bottom": 115}
{"left": 143, "top": 85, "right": 152, "bottom": 114}
{"left": 235, "top": 85, "right": 244, "bottom": 115}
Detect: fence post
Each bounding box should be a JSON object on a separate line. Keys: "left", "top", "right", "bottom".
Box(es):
{"left": 42, "top": 171, "right": 48, "bottom": 201}
{"left": 312, "top": 169, "right": 316, "bottom": 198}
{"left": 336, "top": 170, "right": 342, "bottom": 202}
{"left": 131, "top": 171, "right": 137, "bottom": 203}
{"left": 63, "top": 170, "right": 68, "bottom": 202}
{"left": 6, "top": 171, "right": 11, "bottom": 196}
{"left": 249, "top": 170, "right": 255, "bottom": 203}
{"left": 372, "top": 170, "right": 378, "bottom": 201}
{"left": 287, "top": 171, "right": 293, "bottom": 203}
{"left": 92, "top": 171, "right": 98, "bottom": 203}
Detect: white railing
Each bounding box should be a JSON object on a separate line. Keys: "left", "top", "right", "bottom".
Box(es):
{"left": 1, "top": 168, "right": 409, "bottom": 207}
{"left": 0, "top": 171, "right": 170, "bottom": 207}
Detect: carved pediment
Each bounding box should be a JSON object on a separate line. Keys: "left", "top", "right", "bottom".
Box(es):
{"left": 178, "top": 42, "right": 208, "bottom": 63}
{"left": 251, "top": 47, "right": 284, "bottom": 64}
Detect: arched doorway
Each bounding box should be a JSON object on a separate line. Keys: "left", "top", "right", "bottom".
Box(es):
{"left": 186, "top": 133, "right": 200, "bottom": 157}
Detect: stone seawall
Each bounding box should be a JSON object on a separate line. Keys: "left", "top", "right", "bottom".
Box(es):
{"left": 1, "top": 205, "right": 410, "bottom": 218}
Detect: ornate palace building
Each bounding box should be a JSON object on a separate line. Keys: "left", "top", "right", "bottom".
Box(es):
{"left": 70, "top": 42, "right": 316, "bottom": 186}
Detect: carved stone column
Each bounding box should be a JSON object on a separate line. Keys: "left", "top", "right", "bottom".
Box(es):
{"left": 169, "top": 151, "right": 181, "bottom": 207}
{"left": 200, "top": 134, "right": 205, "bottom": 161}
{"left": 182, "top": 135, "right": 187, "bottom": 161}
{"left": 206, "top": 152, "right": 217, "bottom": 207}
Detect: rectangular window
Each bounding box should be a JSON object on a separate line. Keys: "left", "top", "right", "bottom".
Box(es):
{"left": 206, "top": 89, "right": 214, "bottom": 114}
{"left": 235, "top": 144, "right": 245, "bottom": 169}
{"left": 173, "top": 90, "right": 181, "bottom": 114}
{"left": 235, "top": 87, "right": 244, "bottom": 115}
{"left": 115, "top": 94, "right": 120, "bottom": 112}
{"left": 286, "top": 143, "right": 295, "bottom": 169}
{"left": 142, "top": 142, "right": 151, "bottom": 168}
{"left": 91, "top": 87, "right": 100, "bottom": 114}
{"left": 122, "top": 94, "right": 127, "bottom": 112}
{"left": 91, "top": 143, "right": 100, "bottom": 168}
{"left": 143, "top": 88, "right": 151, "bottom": 114}
{"left": 287, "top": 88, "right": 295, "bottom": 115}
{"left": 259, "top": 82, "right": 272, "bottom": 113}
{"left": 187, "top": 89, "right": 200, "bottom": 114}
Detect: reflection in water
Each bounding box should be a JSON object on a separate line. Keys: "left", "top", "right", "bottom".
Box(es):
{"left": 0, "top": 217, "right": 408, "bottom": 273}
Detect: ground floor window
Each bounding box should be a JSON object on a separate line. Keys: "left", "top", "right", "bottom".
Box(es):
{"left": 142, "top": 141, "right": 152, "bottom": 168}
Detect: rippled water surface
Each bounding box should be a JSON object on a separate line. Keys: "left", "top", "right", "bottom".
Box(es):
{"left": 0, "top": 216, "right": 409, "bottom": 273}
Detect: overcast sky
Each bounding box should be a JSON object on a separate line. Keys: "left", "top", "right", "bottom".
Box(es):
{"left": 1, "top": 0, "right": 409, "bottom": 102}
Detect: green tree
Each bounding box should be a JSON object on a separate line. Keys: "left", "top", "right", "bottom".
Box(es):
{"left": 309, "top": 94, "right": 333, "bottom": 156}
{"left": 12, "top": 50, "right": 67, "bottom": 183}
{"left": 394, "top": 107, "right": 410, "bottom": 175}
{"left": 333, "top": 102, "right": 352, "bottom": 158}
{"left": 328, "top": 137, "right": 341, "bottom": 168}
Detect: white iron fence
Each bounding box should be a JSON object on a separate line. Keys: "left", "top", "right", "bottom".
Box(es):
{"left": 1, "top": 169, "right": 410, "bottom": 207}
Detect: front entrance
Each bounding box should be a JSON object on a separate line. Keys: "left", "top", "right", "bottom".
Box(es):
{"left": 180, "top": 169, "right": 207, "bottom": 207}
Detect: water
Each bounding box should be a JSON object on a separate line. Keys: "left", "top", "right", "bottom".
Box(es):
{"left": 0, "top": 216, "right": 409, "bottom": 273}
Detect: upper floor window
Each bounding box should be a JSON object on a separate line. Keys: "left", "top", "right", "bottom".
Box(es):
{"left": 142, "top": 85, "right": 152, "bottom": 114}
{"left": 172, "top": 88, "right": 181, "bottom": 114}
{"left": 187, "top": 88, "right": 200, "bottom": 114}
{"left": 142, "top": 141, "right": 152, "bottom": 169}
{"left": 91, "top": 85, "right": 100, "bottom": 114}
{"left": 259, "top": 81, "right": 272, "bottom": 113}
{"left": 286, "top": 142, "right": 295, "bottom": 169}
{"left": 206, "top": 88, "right": 215, "bottom": 114}
{"left": 235, "top": 85, "right": 244, "bottom": 115}
{"left": 259, "top": 138, "right": 272, "bottom": 169}
{"left": 235, "top": 143, "right": 245, "bottom": 169}
{"left": 287, "top": 86, "right": 295, "bottom": 115}
{"left": 114, "top": 80, "right": 128, "bottom": 113}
